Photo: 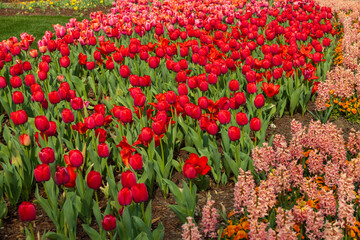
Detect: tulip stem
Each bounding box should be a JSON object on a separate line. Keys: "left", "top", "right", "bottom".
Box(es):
{"left": 95, "top": 190, "right": 99, "bottom": 206}
{"left": 109, "top": 232, "right": 113, "bottom": 240}
{"left": 91, "top": 130, "right": 96, "bottom": 149}
{"left": 105, "top": 160, "right": 111, "bottom": 177}
{"left": 141, "top": 202, "right": 145, "bottom": 220}
{"left": 43, "top": 182, "right": 54, "bottom": 209}
{"left": 159, "top": 137, "right": 165, "bottom": 172}
{"left": 28, "top": 222, "right": 35, "bottom": 240}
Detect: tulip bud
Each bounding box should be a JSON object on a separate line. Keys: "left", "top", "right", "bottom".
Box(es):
{"left": 178, "top": 83, "right": 188, "bottom": 95}
{"left": 118, "top": 188, "right": 133, "bottom": 206}
{"left": 250, "top": 117, "right": 261, "bottom": 131}
{"left": 131, "top": 183, "right": 149, "bottom": 203}
{"left": 218, "top": 110, "right": 231, "bottom": 125}
{"left": 140, "top": 127, "right": 153, "bottom": 142}
{"left": 12, "top": 91, "right": 24, "bottom": 104}
{"left": 129, "top": 153, "right": 143, "bottom": 170}
{"left": 35, "top": 115, "right": 50, "bottom": 132}
{"left": 59, "top": 56, "right": 70, "bottom": 68}
{"left": 19, "top": 133, "right": 31, "bottom": 146}
{"left": 84, "top": 116, "right": 96, "bottom": 129}
{"left": 61, "top": 109, "right": 74, "bottom": 123}
{"left": 119, "top": 107, "right": 132, "bottom": 123}
{"left": 229, "top": 80, "right": 239, "bottom": 91}
{"left": 34, "top": 164, "right": 51, "bottom": 182}
{"left": 10, "top": 110, "right": 28, "bottom": 125}
{"left": 97, "top": 143, "right": 109, "bottom": 158}
{"left": 70, "top": 97, "right": 83, "bottom": 110}
{"left": 0, "top": 76, "right": 7, "bottom": 88}
{"left": 102, "top": 215, "right": 117, "bottom": 231}
{"left": 228, "top": 126, "right": 241, "bottom": 141}
{"left": 183, "top": 163, "right": 197, "bottom": 179}
{"left": 206, "top": 121, "right": 218, "bottom": 135}
{"left": 93, "top": 113, "right": 104, "bottom": 127}
{"left": 48, "top": 91, "right": 61, "bottom": 104}
{"left": 69, "top": 150, "right": 83, "bottom": 167}
{"left": 44, "top": 121, "right": 57, "bottom": 137}
{"left": 152, "top": 120, "right": 166, "bottom": 135}
{"left": 121, "top": 170, "right": 136, "bottom": 188}
{"left": 86, "top": 170, "right": 102, "bottom": 190}
{"left": 254, "top": 94, "right": 265, "bottom": 108}
{"left": 119, "top": 65, "right": 130, "bottom": 78}
{"left": 198, "top": 96, "right": 208, "bottom": 109}
{"left": 39, "top": 147, "right": 55, "bottom": 164}
{"left": 18, "top": 202, "right": 36, "bottom": 222}
{"left": 247, "top": 83, "right": 257, "bottom": 94}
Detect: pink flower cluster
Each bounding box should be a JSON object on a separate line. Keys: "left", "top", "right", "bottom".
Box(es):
{"left": 201, "top": 197, "right": 219, "bottom": 239}
{"left": 181, "top": 216, "right": 202, "bottom": 240}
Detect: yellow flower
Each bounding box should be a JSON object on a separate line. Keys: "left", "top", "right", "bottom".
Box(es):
{"left": 74, "top": 6, "right": 78, "bottom": 10}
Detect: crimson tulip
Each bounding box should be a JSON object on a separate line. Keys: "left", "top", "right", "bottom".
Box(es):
{"left": 19, "top": 133, "right": 31, "bottom": 146}
{"left": 129, "top": 153, "right": 143, "bottom": 170}
{"left": 34, "top": 164, "right": 51, "bottom": 182}
{"left": 97, "top": 143, "right": 109, "bottom": 158}
{"left": 19, "top": 202, "right": 36, "bottom": 222}
{"left": 86, "top": 170, "right": 102, "bottom": 190}
{"left": 131, "top": 183, "right": 148, "bottom": 203}
{"left": 102, "top": 215, "right": 116, "bottom": 231}
{"left": 54, "top": 166, "right": 70, "bottom": 186}
{"left": 35, "top": 115, "right": 50, "bottom": 132}
{"left": 118, "top": 188, "right": 132, "bottom": 206}
{"left": 236, "top": 112, "right": 248, "bottom": 126}
{"left": 61, "top": 108, "right": 74, "bottom": 123}
{"left": 250, "top": 117, "right": 261, "bottom": 131}
{"left": 84, "top": 116, "right": 96, "bottom": 129}
{"left": 254, "top": 94, "right": 265, "bottom": 108}
{"left": 69, "top": 150, "right": 83, "bottom": 167}
{"left": 121, "top": 170, "right": 136, "bottom": 188}
{"left": 228, "top": 126, "right": 241, "bottom": 141}
{"left": 39, "top": 147, "right": 55, "bottom": 164}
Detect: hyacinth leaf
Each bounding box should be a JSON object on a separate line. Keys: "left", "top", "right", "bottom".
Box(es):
{"left": 45, "top": 232, "right": 68, "bottom": 240}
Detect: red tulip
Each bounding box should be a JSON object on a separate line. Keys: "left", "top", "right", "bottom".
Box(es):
{"left": 119, "top": 107, "right": 133, "bottom": 123}
{"left": 84, "top": 116, "right": 96, "bottom": 129}
{"left": 64, "top": 166, "right": 77, "bottom": 188}
{"left": 148, "top": 56, "right": 160, "bottom": 69}
{"left": 121, "top": 170, "right": 136, "bottom": 188}
{"left": 273, "top": 68, "right": 283, "bottom": 79}
{"left": 45, "top": 121, "right": 57, "bottom": 137}
{"left": 178, "top": 83, "right": 188, "bottom": 95}
{"left": 228, "top": 126, "right": 241, "bottom": 141}
{"left": 206, "top": 121, "right": 218, "bottom": 135}
{"left": 234, "top": 92, "right": 246, "bottom": 105}
{"left": 134, "top": 93, "right": 146, "bottom": 107}
{"left": 70, "top": 97, "right": 83, "bottom": 110}
{"left": 247, "top": 83, "right": 257, "bottom": 94}
{"left": 236, "top": 112, "right": 248, "bottom": 126}
{"left": 166, "top": 91, "right": 176, "bottom": 104}
{"left": 32, "top": 90, "right": 45, "bottom": 102}
{"left": 250, "top": 117, "right": 261, "bottom": 131}
{"left": 12, "top": 91, "right": 24, "bottom": 104}
{"left": 59, "top": 56, "right": 70, "bottom": 68}
{"left": 48, "top": 91, "right": 61, "bottom": 104}
{"left": 261, "top": 82, "right": 280, "bottom": 98}
{"left": 34, "top": 164, "right": 51, "bottom": 182}
{"left": 54, "top": 166, "right": 70, "bottom": 186}
{"left": 10, "top": 110, "right": 28, "bottom": 125}
{"left": 39, "top": 147, "right": 55, "bottom": 164}
{"left": 118, "top": 188, "right": 132, "bottom": 206}
{"left": 35, "top": 115, "right": 50, "bottom": 132}
{"left": 245, "top": 70, "right": 256, "bottom": 83}
{"left": 229, "top": 80, "right": 239, "bottom": 91}
{"left": 69, "top": 150, "right": 83, "bottom": 167}
{"left": 129, "top": 153, "right": 143, "bottom": 170}
{"left": 102, "top": 215, "right": 116, "bottom": 231}
{"left": 19, "top": 133, "right": 31, "bottom": 146}
{"left": 0, "top": 76, "right": 7, "bottom": 88}
{"left": 131, "top": 183, "right": 148, "bottom": 203}
{"left": 10, "top": 76, "right": 22, "bottom": 88}
{"left": 254, "top": 94, "right": 265, "bottom": 108}
{"left": 93, "top": 113, "right": 104, "bottom": 127}
{"left": 19, "top": 202, "right": 36, "bottom": 222}
{"left": 183, "top": 163, "right": 197, "bottom": 179}
{"left": 61, "top": 108, "right": 74, "bottom": 123}
{"left": 218, "top": 110, "right": 231, "bottom": 124}
{"left": 97, "top": 143, "right": 109, "bottom": 158}
{"left": 86, "top": 170, "right": 102, "bottom": 190}
{"left": 152, "top": 120, "right": 165, "bottom": 135}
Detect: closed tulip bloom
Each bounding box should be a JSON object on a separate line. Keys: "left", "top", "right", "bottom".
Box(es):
{"left": 245, "top": 70, "right": 256, "bottom": 83}
{"left": 141, "top": 127, "right": 153, "bottom": 142}
{"left": 12, "top": 91, "right": 24, "bottom": 104}
{"left": 32, "top": 90, "right": 45, "bottom": 102}
{"left": 166, "top": 91, "right": 176, "bottom": 104}
{"left": 34, "top": 164, "right": 51, "bottom": 182}
{"left": 59, "top": 56, "right": 70, "bottom": 68}
{"left": 119, "top": 65, "right": 130, "bottom": 78}
{"left": 54, "top": 166, "right": 70, "bottom": 186}
{"left": 19, "top": 133, "right": 31, "bottom": 146}
{"left": 148, "top": 56, "right": 160, "bottom": 69}
{"left": 129, "top": 153, "right": 143, "bottom": 170}
{"left": 178, "top": 83, "right": 188, "bottom": 95}
{"left": 152, "top": 120, "right": 165, "bottom": 135}
{"left": 18, "top": 202, "right": 36, "bottom": 222}
{"left": 234, "top": 92, "right": 246, "bottom": 105}
{"left": 250, "top": 117, "right": 261, "bottom": 131}
{"left": 134, "top": 93, "right": 146, "bottom": 107}
{"left": 97, "top": 143, "right": 109, "bottom": 158}
{"left": 45, "top": 121, "right": 57, "bottom": 137}
{"left": 48, "top": 91, "right": 61, "bottom": 104}
{"left": 236, "top": 112, "right": 248, "bottom": 126}
{"left": 183, "top": 163, "right": 197, "bottom": 179}
{"left": 64, "top": 166, "right": 77, "bottom": 188}
{"left": 61, "top": 108, "right": 74, "bottom": 123}
{"left": 35, "top": 115, "right": 50, "bottom": 132}
{"left": 0, "top": 76, "right": 7, "bottom": 88}
{"left": 102, "top": 215, "right": 117, "bottom": 231}
{"left": 206, "top": 121, "right": 218, "bottom": 135}
{"left": 86, "top": 170, "right": 102, "bottom": 190}
{"left": 198, "top": 96, "right": 208, "bottom": 109}
{"left": 93, "top": 113, "right": 104, "bottom": 127}
{"left": 229, "top": 80, "right": 239, "bottom": 91}
{"left": 247, "top": 83, "right": 257, "bottom": 94}
{"left": 10, "top": 110, "right": 28, "bottom": 125}
{"left": 70, "top": 97, "right": 83, "bottom": 110}
{"left": 121, "top": 170, "right": 137, "bottom": 188}
{"left": 254, "top": 94, "right": 265, "bottom": 108}
{"left": 39, "top": 147, "right": 55, "bottom": 164}
{"left": 69, "top": 150, "right": 83, "bottom": 167}
{"left": 273, "top": 68, "right": 283, "bottom": 79}
{"left": 218, "top": 110, "right": 231, "bottom": 124}
{"left": 228, "top": 126, "right": 241, "bottom": 141}
{"left": 131, "top": 183, "right": 149, "bottom": 203}
{"left": 118, "top": 188, "right": 132, "bottom": 206}
{"left": 84, "top": 116, "right": 96, "bottom": 129}
{"left": 10, "top": 76, "right": 22, "bottom": 88}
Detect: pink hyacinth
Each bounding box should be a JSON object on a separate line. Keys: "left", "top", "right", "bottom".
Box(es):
{"left": 201, "top": 198, "right": 219, "bottom": 239}
{"left": 181, "top": 217, "right": 202, "bottom": 240}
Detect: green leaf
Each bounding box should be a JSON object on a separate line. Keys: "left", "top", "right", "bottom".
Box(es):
{"left": 290, "top": 88, "right": 302, "bottom": 115}
{"left": 82, "top": 224, "right": 101, "bottom": 240}
{"left": 45, "top": 232, "right": 68, "bottom": 240}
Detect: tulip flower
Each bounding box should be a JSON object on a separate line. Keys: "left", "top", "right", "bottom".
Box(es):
{"left": 45, "top": 121, "right": 57, "bottom": 137}
{"left": 206, "top": 121, "right": 218, "bottom": 135}
{"left": 0, "top": 76, "right": 7, "bottom": 88}
{"left": 131, "top": 183, "right": 149, "bottom": 203}
{"left": 12, "top": 91, "right": 24, "bottom": 104}
{"left": 48, "top": 91, "right": 61, "bottom": 104}
{"left": 229, "top": 80, "right": 239, "bottom": 91}
{"left": 218, "top": 110, "right": 231, "bottom": 124}
{"left": 250, "top": 117, "right": 261, "bottom": 131}
{"left": 121, "top": 170, "right": 136, "bottom": 188}
{"left": 183, "top": 162, "right": 197, "bottom": 179}
{"left": 70, "top": 97, "right": 83, "bottom": 110}
{"left": 102, "top": 215, "right": 117, "bottom": 231}
{"left": 97, "top": 143, "right": 109, "bottom": 158}
{"left": 129, "top": 153, "right": 143, "bottom": 170}
{"left": 59, "top": 56, "right": 70, "bottom": 68}
{"left": 152, "top": 120, "right": 166, "bottom": 135}
{"left": 10, "top": 110, "right": 28, "bottom": 126}
{"left": 118, "top": 188, "right": 132, "bottom": 206}
{"left": 35, "top": 115, "right": 50, "bottom": 132}
{"left": 39, "top": 147, "right": 55, "bottom": 164}
{"left": 86, "top": 170, "right": 102, "bottom": 190}
{"left": 69, "top": 150, "right": 83, "bottom": 167}
{"left": 64, "top": 166, "right": 77, "bottom": 188}
{"left": 236, "top": 112, "right": 248, "bottom": 126}
{"left": 18, "top": 202, "right": 36, "bottom": 222}
{"left": 254, "top": 94, "right": 265, "bottom": 108}
{"left": 119, "top": 65, "right": 130, "bottom": 78}
{"left": 228, "top": 126, "right": 241, "bottom": 141}
{"left": 34, "top": 164, "right": 51, "bottom": 182}
{"left": 10, "top": 76, "right": 22, "bottom": 88}
{"left": 19, "top": 133, "right": 31, "bottom": 146}
{"left": 140, "top": 127, "right": 153, "bottom": 143}
{"left": 84, "top": 116, "right": 96, "bottom": 129}
{"left": 261, "top": 82, "right": 280, "bottom": 98}
{"left": 54, "top": 166, "right": 70, "bottom": 186}
{"left": 61, "top": 109, "right": 74, "bottom": 123}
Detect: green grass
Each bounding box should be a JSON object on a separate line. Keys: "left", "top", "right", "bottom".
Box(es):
{"left": 0, "top": 16, "right": 84, "bottom": 43}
